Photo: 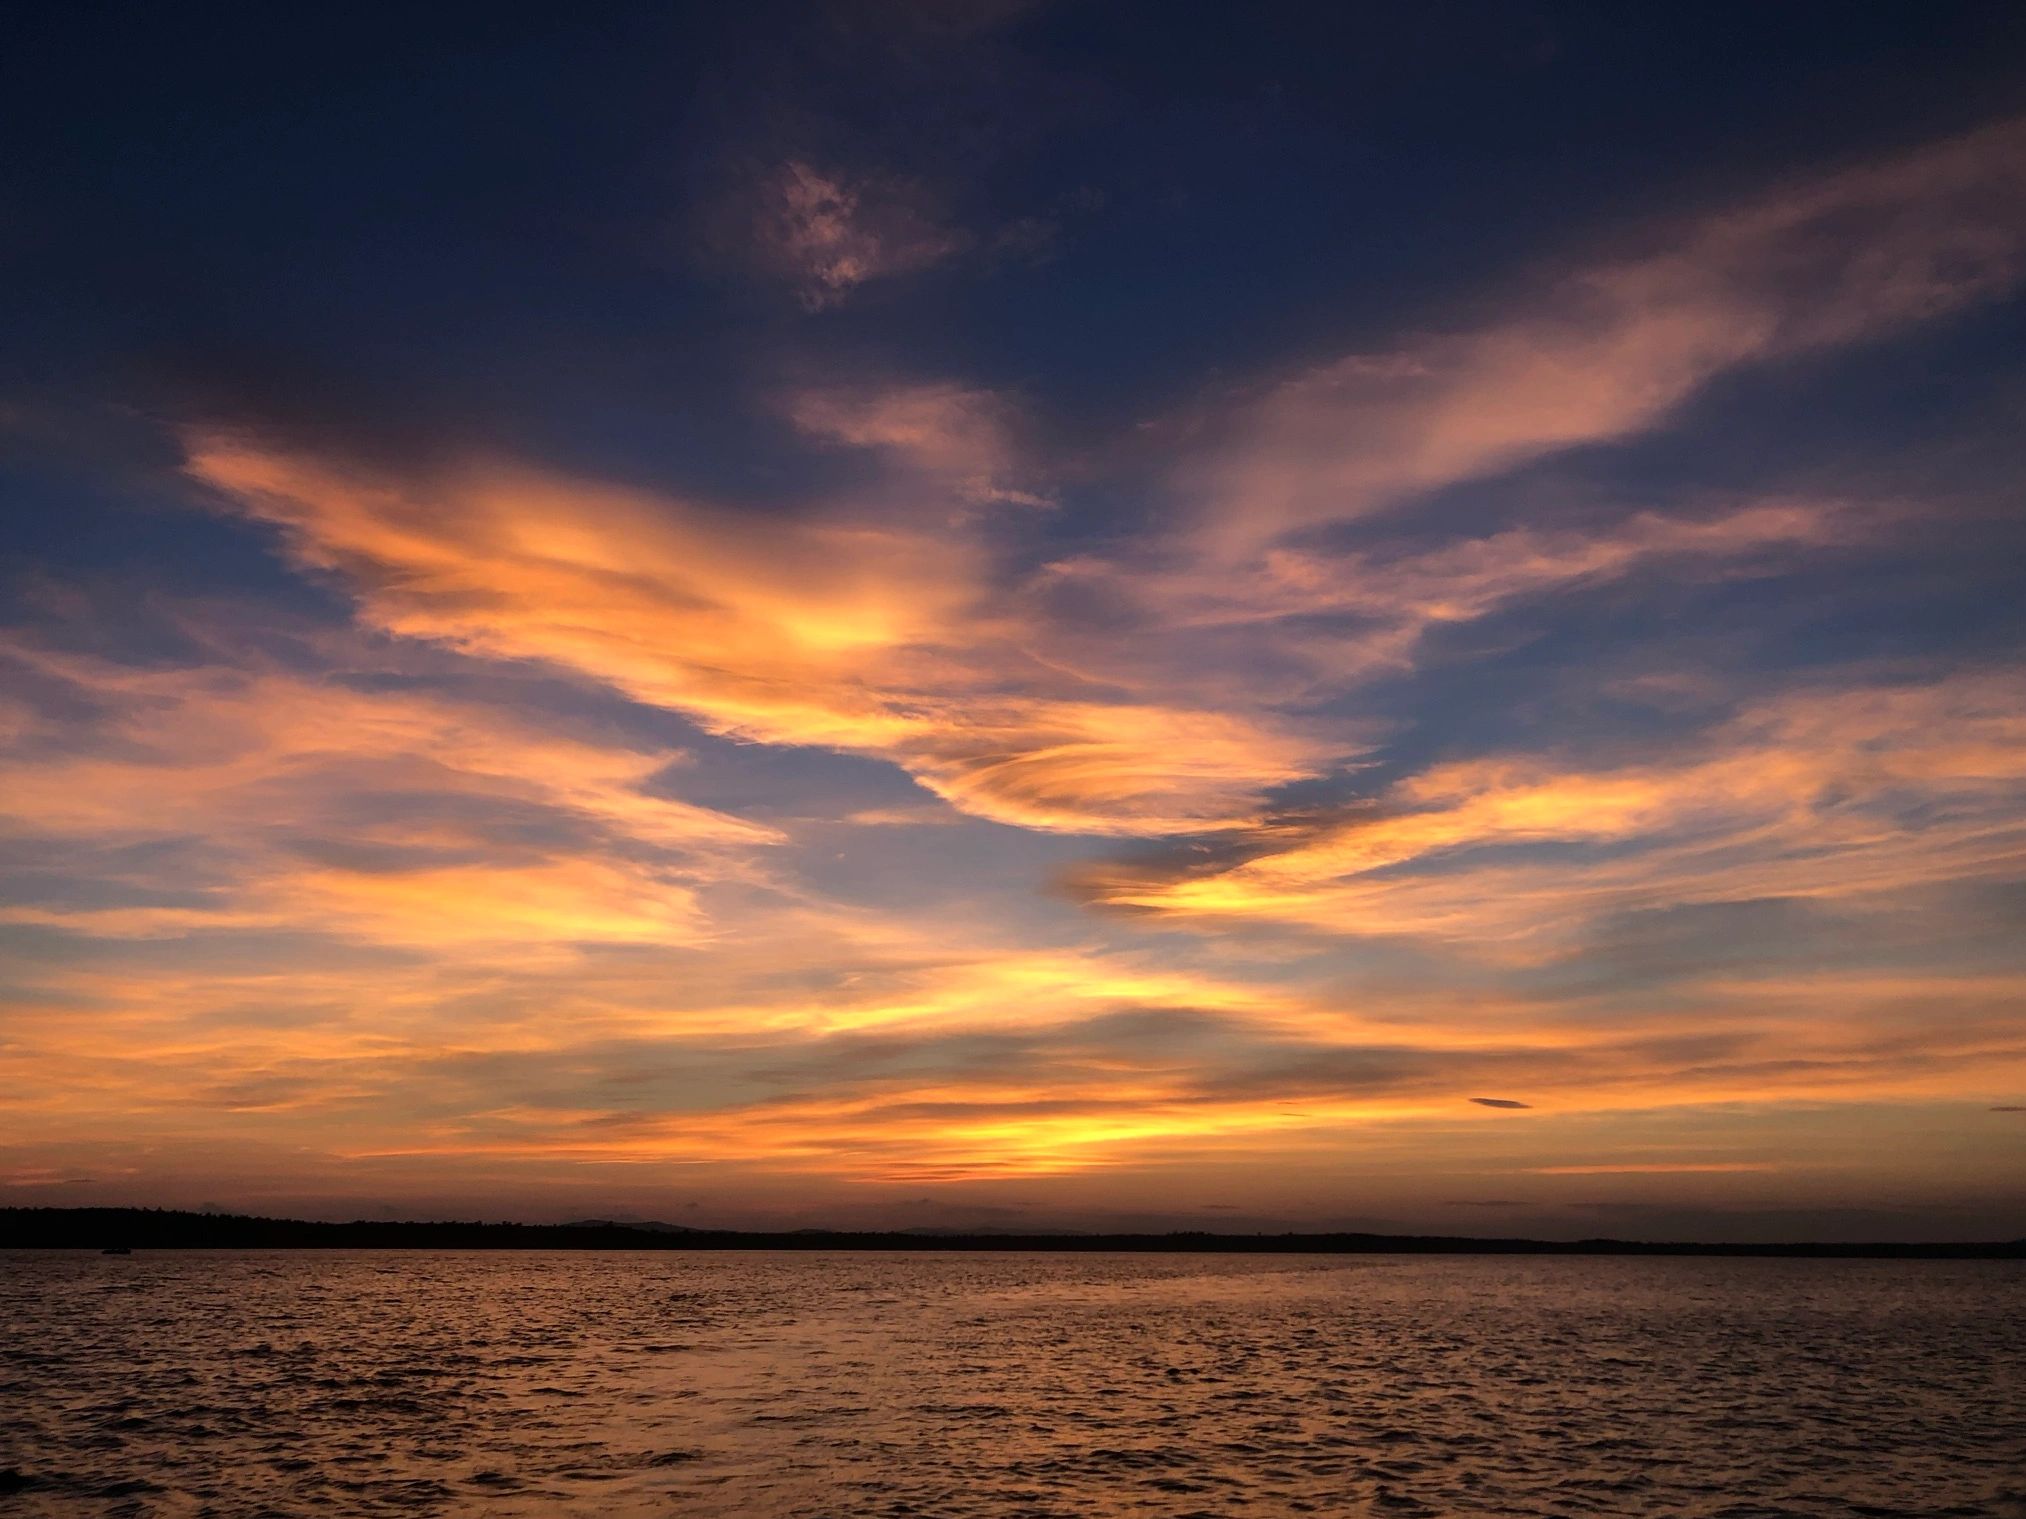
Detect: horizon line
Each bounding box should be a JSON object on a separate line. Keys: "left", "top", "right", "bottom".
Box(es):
{"left": 5, "top": 1207, "right": 2020, "bottom": 1260}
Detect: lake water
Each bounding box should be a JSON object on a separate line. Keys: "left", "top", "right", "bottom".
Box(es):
{"left": 2, "top": 1250, "right": 2021, "bottom": 1517}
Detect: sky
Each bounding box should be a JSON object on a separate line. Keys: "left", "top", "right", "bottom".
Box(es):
{"left": 3, "top": 1, "right": 2025, "bottom": 1241}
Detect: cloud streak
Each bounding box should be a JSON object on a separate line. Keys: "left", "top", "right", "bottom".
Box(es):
{"left": 183, "top": 435, "right": 1332, "bottom": 837}
{"left": 1072, "top": 673, "right": 2026, "bottom": 948}
{"left": 0, "top": 632, "right": 776, "bottom": 951}
{"left": 1184, "top": 116, "right": 2026, "bottom": 551}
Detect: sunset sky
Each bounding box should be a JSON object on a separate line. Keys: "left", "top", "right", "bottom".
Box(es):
{"left": 4, "top": 2, "right": 2025, "bottom": 1240}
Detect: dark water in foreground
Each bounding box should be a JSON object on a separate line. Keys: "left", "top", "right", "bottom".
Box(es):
{"left": 2, "top": 1252, "right": 2022, "bottom": 1518}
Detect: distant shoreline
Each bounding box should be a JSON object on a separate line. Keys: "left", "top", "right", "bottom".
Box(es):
{"left": 4, "top": 1208, "right": 2021, "bottom": 1258}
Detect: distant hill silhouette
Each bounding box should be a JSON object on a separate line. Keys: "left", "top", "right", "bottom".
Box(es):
{"left": 564, "top": 1217, "right": 700, "bottom": 1233}
{"left": 3, "top": 1207, "right": 2020, "bottom": 1258}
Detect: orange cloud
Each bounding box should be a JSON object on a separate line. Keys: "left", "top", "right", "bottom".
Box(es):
{"left": 288, "top": 995, "right": 2025, "bottom": 1183}
{"left": 1077, "top": 673, "right": 2026, "bottom": 947}
{"left": 184, "top": 437, "right": 1329, "bottom": 836}
{"left": 0, "top": 637, "right": 774, "bottom": 952}
{"left": 183, "top": 437, "right": 1867, "bottom": 843}
{"left": 11, "top": 902, "right": 2023, "bottom": 1189}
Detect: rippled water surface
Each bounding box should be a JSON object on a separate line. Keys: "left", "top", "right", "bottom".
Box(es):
{"left": 3, "top": 1250, "right": 2023, "bottom": 1517}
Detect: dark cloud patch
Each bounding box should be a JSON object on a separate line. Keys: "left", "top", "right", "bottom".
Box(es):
{"left": 1186, "top": 1045, "right": 1436, "bottom": 1105}
{"left": 1469, "top": 1097, "right": 1532, "bottom": 1110}
{"left": 1055, "top": 805, "right": 1371, "bottom": 914}
{"left": 704, "top": 1005, "right": 1264, "bottom": 1095}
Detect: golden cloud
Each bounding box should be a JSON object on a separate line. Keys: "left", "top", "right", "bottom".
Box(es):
{"left": 184, "top": 437, "right": 1331, "bottom": 836}
{"left": 1076, "top": 673, "right": 2026, "bottom": 947}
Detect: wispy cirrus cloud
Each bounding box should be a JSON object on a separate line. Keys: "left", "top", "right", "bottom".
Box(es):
{"left": 176, "top": 444, "right": 1881, "bottom": 842}
{"left": 1071, "top": 672, "right": 2026, "bottom": 948}
{"left": 231, "top": 980, "right": 2024, "bottom": 1184}
{"left": 0, "top": 632, "right": 776, "bottom": 951}
{"left": 1039, "top": 497, "right": 1857, "bottom": 704}
{"left": 787, "top": 379, "right": 1050, "bottom": 510}
{"left": 181, "top": 434, "right": 1331, "bottom": 837}
{"left": 1182, "top": 116, "right": 2026, "bottom": 552}
{"left": 179, "top": 120, "right": 2026, "bottom": 856}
